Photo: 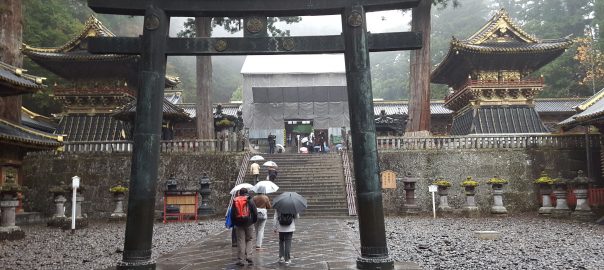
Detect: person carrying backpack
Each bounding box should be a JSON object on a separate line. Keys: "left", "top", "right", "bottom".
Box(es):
{"left": 272, "top": 210, "right": 299, "bottom": 265}
{"left": 230, "top": 188, "right": 258, "bottom": 266}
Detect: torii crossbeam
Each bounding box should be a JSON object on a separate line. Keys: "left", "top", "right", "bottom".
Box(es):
{"left": 87, "top": 1, "right": 421, "bottom": 269}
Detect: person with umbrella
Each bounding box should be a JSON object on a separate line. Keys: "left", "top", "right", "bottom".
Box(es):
{"left": 272, "top": 192, "right": 307, "bottom": 266}
{"left": 252, "top": 190, "right": 272, "bottom": 251}
{"left": 230, "top": 188, "right": 258, "bottom": 266}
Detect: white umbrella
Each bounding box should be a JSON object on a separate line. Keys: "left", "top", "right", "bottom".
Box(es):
{"left": 299, "top": 147, "right": 308, "bottom": 153}
{"left": 300, "top": 137, "right": 309, "bottom": 143}
{"left": 253, "top": 180, "right": 279, "bottom": 194}
{"left": 276, "top": 144, "right": 285, "bottom": 153}
{"left": 250, "top": 155, "right": 265, "bottom": 161}
{"left": 263, "top": 161, "right": 278, "bottom": 167}
{"left": 230, "top": 183, "right": 254, "bottom": 195}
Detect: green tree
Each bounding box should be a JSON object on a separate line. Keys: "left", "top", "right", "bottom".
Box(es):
{"left": 407, "top": 0, "right": 459, "bottom": 133}
{"left": 231, "top": 85, "right": 242, "bottom": 102}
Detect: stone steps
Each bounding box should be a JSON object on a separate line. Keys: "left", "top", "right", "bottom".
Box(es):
{"left": 250, "top": 153, "right": 350, "bottom": 217}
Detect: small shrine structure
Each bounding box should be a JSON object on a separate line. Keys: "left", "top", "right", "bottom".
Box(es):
{"left": 0, "top": 61, "right": 62, "bottom": 191}
{"left": 431, "top": 9, "right": 573, "bottom": 135}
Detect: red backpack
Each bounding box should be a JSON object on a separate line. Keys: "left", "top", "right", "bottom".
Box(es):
{"left": 233, "top": 196, "right": 251, "bottom": 223}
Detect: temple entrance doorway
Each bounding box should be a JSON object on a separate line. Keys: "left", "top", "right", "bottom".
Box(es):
{"left": 285, "top": 119, "right": 312, "bottom": 151}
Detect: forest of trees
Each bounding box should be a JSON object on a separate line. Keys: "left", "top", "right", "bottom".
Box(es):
{"left": 18, "top": 0, "right": 604, "bottom": 116}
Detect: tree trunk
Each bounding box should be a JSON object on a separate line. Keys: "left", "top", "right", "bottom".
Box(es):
{"left": 195, "top": 17, "right": 214, "bottom": 139}
{"left": 406, "top": 0, "right": 431, "bottom": 134}
{"left": 0, "top": 0, "right": 23, "bottom": 123}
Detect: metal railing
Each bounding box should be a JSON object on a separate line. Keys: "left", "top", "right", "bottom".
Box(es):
{"left": 341, "top": 150, "right": 357, "bottom": 216}
{"left": 376, "top": 134, "right": 601, "bottom": 151}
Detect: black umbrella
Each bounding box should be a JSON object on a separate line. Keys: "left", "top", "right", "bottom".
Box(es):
{"left": 272, "top": 192, "right": 307, "bottom": 214}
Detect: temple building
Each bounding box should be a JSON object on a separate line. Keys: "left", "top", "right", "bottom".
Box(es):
{"left": 0, "top": 61, "right": 62, "bottom": 187}
{"left": 431, "top": 9, "right": 573, "bottom": 135}
{"left": 241, "top": 54, "right": 350, "bottom": 146}
{"left": 22, "top": 16, "right": 183, "bottom": 142}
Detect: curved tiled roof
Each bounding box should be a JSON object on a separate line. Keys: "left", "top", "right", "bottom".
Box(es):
{"left": 56, "top": 114, "right": 127, "bottom": 141}
{"left": 177, "top": 103, "right": 242, "bottom": 118}
{"left": 0, "top": 119, "right": 62, "bottom": 149}
{"left": 22, "top": 16, "right": 113, "bottom": 54}
{"left": 0, "top": 61, "right": 45, "bottom": 95}
{"left": 431, "top": 9, "right": 573, "bottom": 86}
{"left": 113, "top": 99, "right": 191, "bottom": 122}
{"left": 22, "top": 16, "right": 180, "bottom": 88}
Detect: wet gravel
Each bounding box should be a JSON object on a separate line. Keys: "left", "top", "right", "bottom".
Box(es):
{"left": 347, "top": 215, "right": 604, "bottom": 270}
{"left": 0, "top": 219, "right": 224, "bottom": 270}
{"left": 3, "top": 215, "right": 603, "bottom": 270}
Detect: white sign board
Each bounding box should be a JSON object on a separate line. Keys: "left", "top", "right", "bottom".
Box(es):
{"left": 428, "top": 184, "right": 438, "bottom": 192}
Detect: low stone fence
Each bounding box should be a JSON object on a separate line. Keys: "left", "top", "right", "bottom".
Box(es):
{"left": 378, "top": 146, "right": 602, "bottom": 215}
{"left": 22, "top": 152, "right": 245, "bottom": 219}
{"left": 57, "top": 138, "right": 245, "bottom": 153}
{"left": 376, "top": 134, "right": 600, "bottom": 151}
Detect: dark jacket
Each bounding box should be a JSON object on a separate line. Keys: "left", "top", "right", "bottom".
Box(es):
{"left": 230, "top": 195, "right": 258, "bottom": 227}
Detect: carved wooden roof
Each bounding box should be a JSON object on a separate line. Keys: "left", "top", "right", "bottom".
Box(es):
{"left": 22, "top": 16, "right": 180, "bottom": 88}
{"left": 0, "top": 118, "right": 62, "bottom": 149}
{"left": 0, "top": 61, "right": 45, "bottom": 96}
{"left": 56, "top": 114, "right": 127, "bottom": 141}
{"left": 113, "top": 98, "right": 191, "bottom": 122}
{"left": 431, "top": 9, "right": 573, "bottom": 86}
{"left": 451, "top": 105, "right": 548, "bottom": 135}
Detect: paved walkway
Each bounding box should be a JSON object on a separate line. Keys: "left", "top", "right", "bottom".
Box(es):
{"left": 156, "top": 219, "right": 360, "bottom": 270}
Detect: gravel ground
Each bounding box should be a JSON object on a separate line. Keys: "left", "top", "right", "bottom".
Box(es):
{"left": 0, "top": 219, "right": 224, "bottom": 270}
{"left": 2, "top": 215, "right": 603, "bottom": 270}
{"left": 346, "top": 214, "right": 604, "bottom": 270}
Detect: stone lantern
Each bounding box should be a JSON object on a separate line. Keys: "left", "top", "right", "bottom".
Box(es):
{"left": 47, "top": 181, "right": 69, "bottom": 227}
{"left": 552, "top": 173, "right": 571, "bottom": 218}
{"left": 165, "top": 174, "right": 178, "bottom": 191}
{"left": 197, "top": 173, "right": 214, "bottom": 216}
{"left": 164, "top": 175, "right": 179, "bottom": 216}
{"left": 0, "top": 170, "right": 25, "bottom": 240}
{"left": 570, "top": 170, "right": 596, "bottom": 221}
{"left": 402, "top": 172, "right": 419, "bottom": 214}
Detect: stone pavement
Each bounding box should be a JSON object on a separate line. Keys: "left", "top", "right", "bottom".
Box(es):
{"left": 156, "top": 218, "right": 361, "bottom": 270}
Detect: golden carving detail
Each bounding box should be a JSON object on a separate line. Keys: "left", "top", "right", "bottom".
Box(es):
{"left": 214, "top": 39, "right": 228, "bottom": 52}
{"left": 281, "top": 38, "right": 295, "bottom": 51}
{"left": 246, "top": 17, "right": 264, "bottom": 33}
{"left": 478, "top": 71, "right": 498, "bottom": 82}
{"left": 501, "top": 70, "right": 521, "bottom": 81}
{"left": 348, "top": 11, "right": 363, "bottom": 27}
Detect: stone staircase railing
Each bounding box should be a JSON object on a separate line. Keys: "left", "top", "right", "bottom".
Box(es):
{"left": 227, "top": 151, "right": 252, "bottom": 212}
{"left": 377, "top": 134, "right": 601, "bottom": 151}
{"left": 341, "top": 150, "right": 357, "bottom": 216}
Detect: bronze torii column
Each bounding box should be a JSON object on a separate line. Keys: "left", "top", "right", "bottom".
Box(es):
{"left": 87, "top": 1, "right": 421, "bottom": 269}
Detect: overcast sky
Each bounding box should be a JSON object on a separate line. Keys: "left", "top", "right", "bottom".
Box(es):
{"left": 169, "top": 10, "right": 411, "bottom": 37}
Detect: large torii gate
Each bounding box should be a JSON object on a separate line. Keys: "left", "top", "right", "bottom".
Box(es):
{"left": 87, "top": 1, "right": 421, "bottom": 269}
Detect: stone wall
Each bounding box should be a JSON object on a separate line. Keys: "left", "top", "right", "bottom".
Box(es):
{"left": 22, "top": 152, "right": 244, "bottom": 219}
{"left": 378, "top": 148, "right": 600, "bottom": 215}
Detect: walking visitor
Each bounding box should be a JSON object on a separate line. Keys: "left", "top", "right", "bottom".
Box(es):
{"left": 230, "top": 188, "right": 258, "bottom": 266}
{"left": 273, "top": 211, "right": 299, "bottom": 265}
{"left": 250, "top": 161, "right": 260, "bottom": 184}
{"left": 252, "top": 192, "right": 271, "bottom": 250}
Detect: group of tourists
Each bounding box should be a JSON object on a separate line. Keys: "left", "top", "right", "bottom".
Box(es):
{"left": 249, "top": 161, "right": 277, "bottom": 184}
{"left": 229, "top": 188, "right": 298, "bottom": 267}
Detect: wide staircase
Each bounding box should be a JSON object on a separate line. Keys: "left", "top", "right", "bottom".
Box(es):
{"left": 245, "top": 153, "right": 350, "bottom": 218}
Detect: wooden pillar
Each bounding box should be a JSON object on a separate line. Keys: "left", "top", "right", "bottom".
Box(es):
{"left": 342, "top": 6, "right": 393, "bottom": 270}
{"left": 119, "top": 6, "right": 169, "bottom": 269}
